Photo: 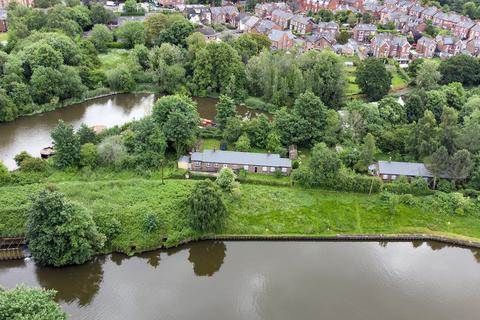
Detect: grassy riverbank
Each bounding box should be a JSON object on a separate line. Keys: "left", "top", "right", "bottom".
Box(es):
{"left": 1, "top": 179, "right": 480, "bottom": 254}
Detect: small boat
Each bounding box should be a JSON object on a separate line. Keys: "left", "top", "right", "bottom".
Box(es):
{"left": 90, "top": 125, "right": 107, "bottom": 134}
{"left": 40, "top": 147, "right": 55, "bottom": 159}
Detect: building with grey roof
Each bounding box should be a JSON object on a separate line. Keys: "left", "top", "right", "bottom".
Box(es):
{"left": 369, "top": 160, "right": 449, "bottom": 182}
{"left": 189, "top": 150, "right": 292, "bottom": 175}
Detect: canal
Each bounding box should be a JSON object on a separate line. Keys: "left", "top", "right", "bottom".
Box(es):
{"left": 0, "top": 93, "right": 264, "bottom": 170}
{"left": 1, "top": 241, "right": 479, "bottom": 320}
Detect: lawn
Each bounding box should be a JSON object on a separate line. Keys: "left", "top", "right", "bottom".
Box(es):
{"left": 98, "top": 49, "right": 130, "bottom": 72}
{"left": 0, "top": 32, "right": 8, "bottom": 42}
{"left": 2, "top": 179, "right": 480, "bottom": 255}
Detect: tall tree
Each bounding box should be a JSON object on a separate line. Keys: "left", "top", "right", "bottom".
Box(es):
{"left": 187, "top": 180, "right": 227, "bottom": 232}
{"left": 292, "top": 91, "right": 328, "bottom": 146}
{"left": 439, "top": 54, "right": 480, "bottom": 86}
{"left": 51, "top": 120, "right": 81, "bottom": 168}
{"left": 359, "top": 133, "right": 376, "bottom": 167}
{"left": 427, "top": 146, "right": 450, "bottom": 183}
{"left": 415, "top": 59, "right": 440, "bottom": 91}
{"left": 90, "top": 24, "right": 112, "bottom": 53}
{"left": 27, "top": 189, "right": 104, "bottom": 267}
{"left": 355, "top": 58, "right": 392, "bottom": 101}
{"left": 449, "top": 149, "right": 473, "bottom": 183}
{"left": 215, "top": 94, "right": 237, "bottom": 129}
{"left": 405, "top": 93, "right": 424, "bottom": 123}
{"left": 439, "top": 106, "right": 459, "bottom": 154}
{"left": 116, "top": 21, "right": 146, "bottom": 48}
{"left": 407, "top": 110, "right": 439, "bottom": 159}
{"left": 149, "top": 43, "right": 186, "bottom": 93}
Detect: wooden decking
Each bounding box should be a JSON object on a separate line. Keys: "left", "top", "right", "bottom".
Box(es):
{"left": 0, "top": 236, "right": 27, "bottom": 260}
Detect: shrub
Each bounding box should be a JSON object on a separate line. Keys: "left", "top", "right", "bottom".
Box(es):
{"left": 97, "top": 135, "right": 128, "bottom": 169}
{"left": 292, "top": 160, "right": 300, "bottom": 169}
{"left": 437, "top": 179, "right": 455, "bottom": 192}
{"left": 14, "top": 151, "right": 33, "bottom": 167}
{"left": 244, "top": 97, "right": 276, "bottom": 111}
{"left": 0, "top": 160, "right": 10, "bottom": 184}
{"left": 143, "top": 213, "right": 160, "bottom": 233}
{"left": 106, "top": 66, "right": 135, "bottom": 92}
{"left": 428, "top": 192, "right": 475, "bottom": 215}
{"left": 216, "top": 167, "right": 239, "bottom": 192}
{"left": 20, "top": 157, "right": 48, "bottom": 172}
{"left": 187, "top": 180, "right": 227, "bottom": 232}
{"left": 80, "top": 143, "right": 98, "bottom": 168}
{"left": 235, "top": 133, "right": 251, "bottom": 151}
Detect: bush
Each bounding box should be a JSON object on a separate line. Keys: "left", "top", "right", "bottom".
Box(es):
{"left": 0, "top": 161, "right": 10, "bottom": 185}
{"left": 80, "top": 143, "right": 98, "bottom": 168}
{"left": 216, "top": 167, "right": 239, "bottom": 192}
{"left": 187, "top": 180, "right": 227, "bottom": 232}
{"left": 143, "top": 213, "right": 161, "bottom": 233}
{"left": 243, "top": 97, "right": 276, "bottom": 111}
{"left": 19, "top": 157, "right": 48, "bottom": 172}
{"left": 106, "top": 67, "right": 135, "bottom": 92}
{"left": 437, "top": 179, "right": 455, "bottom": 192}
{"left": 235, "top": 133, "right": 251, "bottom": 151}
{"left": 97, "top": 135, "right": 128, "bottom": 169}
{"left": 14, "top": 151, "right": 33, "bottom": 167}
{"left": 428, "top": 192, "right": 476, "bottom": 215}
{"left": 292, "top": 160, "right": 300, "bottom": 169}
{"left": 198, "top": 127, "right": 223, "bottom": 139}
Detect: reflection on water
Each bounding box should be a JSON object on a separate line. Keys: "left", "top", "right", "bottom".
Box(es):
{"left": 0, "top": 241, "right": 480, "bottom": 320}
{"left": 188, "top": 241, "right": 226, "bottom": 276}
{"left": 0, "top": 93, "right": 267, "bottom": 170}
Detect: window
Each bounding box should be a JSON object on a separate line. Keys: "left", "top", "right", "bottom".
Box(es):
{"left": 214, "top": 163, "right": 219, "bottom": 168}
{"left": 194, "top": 161, "right": 201, "bottom": 167}
{"left": 223, "top": 164, "right": 228, "bottom": 168}
{"left": 281, "top": 167, "right": 287, "bottom": 173}
{"left": 262, "top": 167, "right": 267, "bottom": 172}
{"left": 382, "top": 174, "right": 388, "bottom": 179}
{"left": 391, "top": 175, "right": 397, "bottom": 180}
{"left": 270, "top": 167, "right": 275, "bottom": 172}
{"left": 206, "top": 163, "right": 211, "bottom": 168}
{"left": 244, "top": 165, "right": 249, "bottom": 170}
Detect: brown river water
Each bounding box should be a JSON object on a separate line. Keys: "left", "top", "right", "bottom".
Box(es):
{"left": 0, "top": 93, "right": 264, "bottom": 170}
{"left": 1, "top": 241, "right": 480, "bottom": 320}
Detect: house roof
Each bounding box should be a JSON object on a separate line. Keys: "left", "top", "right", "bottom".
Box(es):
{"left": 191, "top": 150, "right": 292, "bottom": 167}
{"left": 377, "top": 161, "right": 433, "bottom": 177}
{"left": 317, "top": 21, "right": 339, "bottom": 30}
{"left": 272, "top": 9, "right": 293, "bottom": 20}
{"left": 354, "top": 23, "right": 377, "bottom": 31}
{"left": 268, "top": 29, "right": 295, "bottom": 42}
{"left": 291, "top": 14, "right": 313, "bottom": 25}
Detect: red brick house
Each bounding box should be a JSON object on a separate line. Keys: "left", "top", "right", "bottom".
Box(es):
{"left": 408, "top": 4, "right": 425, "bottom": 19}
{"left": 188, "top": 150, "right": 292, "bottom": 175}
{"left": 416, "top": 36, "right": 436, "bottom": 58}
{"left": 453, "top": 20, "right": 475, "bottom": 39}
{"left": 432, "top": 12, "right": 463, "bottom": 30}
{"left": 352, "top": 24, "right": 377, "bottom": 43}
{"left": 157, "top": 0, "right": 185, "bottom": 7}
{"left": 465, "top": 39, "right": 480, "bottom": 57}
{"left": 299, "top": 0, "right": 339, "bottom": 13}
{"left": 0, "top": 9, "right": 6, "bottom": 33}
{"left": 271, "top": 9, "right": 294, "bottom": 29}
{"left": 252, "top": 19, "right": 282, "bottom": 35}
{"left": 435, "top": 35, "right": 466, "bottom": 56}
{"left": 468, "top": 24, "right": 480, "bottom": 40}
{"left": 0, "top": 0, "right": 33, "bottom": 8}
{"left": 317, "top": 21, "right": 339, "bottom": 36}
{"left": 290, "top": 15, "right": 315, "bottom": 35}
{"left": 210, "top": 6, "right": 239, "bottom": 24}
{"left": 305, "top": 32, "right": 336, "bottom": 51}
{"left": 420, "top": 6, "right": 439, "bottom": 21}
{"left": 268, "top": 29, "right": 295, "bottom": 49}
{"left": 371, "top": 33, "right": 411, "bottom": 61}
{"left": 255, "top": 2, "right": 289, "bottom": 18}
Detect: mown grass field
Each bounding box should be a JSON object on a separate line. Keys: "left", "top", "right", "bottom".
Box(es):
{"left": 2, "top": 179, "right": 480, "bottom": 254}
{"left": 98, "top": 49, "right": 130, "bottom": 73}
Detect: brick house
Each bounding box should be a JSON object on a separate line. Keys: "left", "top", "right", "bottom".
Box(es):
{"left": 268, "top": 29, "right": 295, "bottom": 49}
{"left": 0, "top": 9, "right": 6, "bottom": 33}
{"left": 435, "top": 35, "right": 466, "bottom": 56}
{"left": 299, "top": 0, "right": 338, "bottom": 13}
{"left": 252, "top": 19, "right": 282, "bottom": 35}
{"left": 420, "top": 6, "right": 439, "bottom": 21}
{"left": 453, "top": 20, "right": 475, "bottom": 39}
{"left": 408, "top": 3, "right": 425, "bottom": 18}
{"left": 305, "top": 32, "right": 336, "bottom": 50}
{"left": 466, "top": 39, "right": 480, "bottom": 57}
{"left": 255, "top": 2, "right": 289, "bottom": 18}
{"left": 317, "top": 21, "right": 339, "bottom": 36}
{"left": 271, "top": 9, "right": 294, "bottom": 29}
{"left": 368, "top": 161, "right": 441, "bottom": 183}
{"left": 0, "top": 0, "right": 33, "bottom": 8}
{"left": 184, "top": 5, "right": 212, "bottom": 25}
{"left": 238, "top": 15, "right": 260, "bottom": 32}
{"left": 468, "top": 24, "right": 480, "bottom": 40}
{"left": 157, "top": 0, "right": 184, "bottom": 7}
{"left": 352, "top": 24, "right": 377, "bottom": 43}
{"left": 416, "top": 36, "right": 437, "bottom": 58}
{"left": 188, "top": 150, "right": 292, "bottom": 175}
{"left": 210, "top": 5, "right": 238, "bottom": 24}
{"left": 290, "top": 15, "right": 315, "bottom": 35}
{"left": 371, "top": 33, "right": 411, "bottom": 61}
{"left": 432, "top": 12, "right": 463, "bottom": 30}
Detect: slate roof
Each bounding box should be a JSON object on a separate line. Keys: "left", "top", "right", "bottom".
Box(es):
{"left": 191, "top": 150, "right": 292, "bottom": 167}
{"left": 272, "top": 9, "right": 294, "bottom": 20}
{"left": 291, "top": 14, "right": 313, "bottom": 25}
{"left": 268, "top": 29, "right": 295, "bottom": 42}
{"left": 354, "top": 23, "right": 377, "bottom": 31}
{"left": 377, "top": 161, "right": 433, "bottom": 177}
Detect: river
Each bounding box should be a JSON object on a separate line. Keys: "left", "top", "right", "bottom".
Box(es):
{"left": 1, "top": 241, "right": 479, "bottom": 320}
{"left": 0, "top": 93, "right": 264, "bottom": 170}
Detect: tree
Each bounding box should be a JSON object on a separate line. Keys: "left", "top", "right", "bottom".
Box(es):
{"left": 123, "top": 0, "right": 142, "bottom": 14}
{"left": 415, "top": 59, "right": 440, "bottom": 91}
{"left": 152, "top": 95, "right": 200, "bottom": 155}
{"left": 323, "top": 109, "right": 341, "bottom": 146}
{"left": 90, "top": 24, "right": 112, "bottom": 53}
{"left": 378, "top": 96, "right": 406, "bottom": 125}
{"left": 34, "top": 0, "right": 61, "bottom": 8}
{"left": 27, "top": 189, "right": 104, "bottom": 267}
{"left": 215, "top": 94, "right": 237, "bottom": 129}
{"left": 355, "top": 58, "right": 392, "bottom": 101}
{"left": 0, "top": 286, "right": 66, "bottom": 320}
{"left": 407, "top": 110, "right": 439, "bottom": 159}
{"left": 0, "top": 89, "right": 17, "bottom": 122}
{"left": 439, "top": 106, "right": 459, "bottom": 154}
{"left": 90, "top": 3, "right": 117, "bottom": 25}
{"left": 223, "top": 117, "right": 243, "bottom": 143}
{"left": 216, "top": 167, "right": 238, "bottom": 192}
{"left": 51, "top": 120, "right": 80, "bottom": 168}
{"left": 157, "top": 19, "right": 194, "bottom": 47}
{"left": 123, "top": 117, "right": 166, "bottom": 168}
{"left": 308, "top": 142, "right": 342, "bottom": 185}
{"left": 291, "top": 91, "right": 328, "bottom": 145}
{"left": 273, "top": 107, "right": 306, "bottom": 146}
{"left": 0, "top": 160, "right": 9, "bottom": 184}
{"left": 442, "top": 82, "right": 466, "bottom": 110}
{"left": 235, "top": 133, "right": 251, "bottom": 151}
{"left": 439, "top": 54, "right": 480, "bottom": 86}
{"left": 425, "top": 90, "right": 448, "bottom": 122}
{"left": 449, "top": 149, "right": 473, "bottom": 182}
{"left": 457, "top": 110, "right": 480, "bottom": 154}
{"left": 97, "top": 135, "right": 128, "bottom": 168}
{"left": 266, "top": 131, "right": 282, "bottom": 153}
{"left": 14, "top": 151, "right": 33, "bottom": 167}
{"left": 77, "top": 123, "right": 97, "bottom": 145}
{"left": 359, "top": 133, "right": 376, "bottom": 168}
{"left": 106, "top": 66, "right": 135, "bottom": 92}
{"left": 427, "top": 146, "right": 450, "bottom": 186}
{"left": 192, "top": 42, "right": 245, "bottom": 97}
{"left": 187, "top": 179, "right": 227, "bottom": 232}
{"left": 405, "top": 93, "right": 424, "bottom": 123}
{"left": 80, "top": 143, "right": 98, "bottom": 168}
{"left": 336, "top": 29, "right": 350, "bottom": 44}
{"left": 116, "top": 21, "right": 146, "bottom": 48}
{"left": 149, "top": 43, "right": 186, "bottom": 93}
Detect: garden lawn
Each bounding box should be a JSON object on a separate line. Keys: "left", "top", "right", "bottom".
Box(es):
{"left": 98, "top": 49, "right": 130, "bottom": 73}
{"left": 2, "top": 180, "right": 480, "bottom": 254}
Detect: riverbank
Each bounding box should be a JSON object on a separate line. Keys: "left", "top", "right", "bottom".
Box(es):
{"left": 1, "top": 179, "right": 480, "bottom": 255}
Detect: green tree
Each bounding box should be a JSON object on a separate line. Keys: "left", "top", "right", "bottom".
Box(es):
{"left": 0, "top": 160, "right": 9, "bottom": 184}
{"left": 235, "top": 133, "right": 251, "bottom": 151}
{"left": 378, "top": 96, "right": 406, "bottom": 125}
{"left": 80, "top": 143, "right": 98, "bottom": 168}
{"left": 215, "top": 94, "right": 237, "bottom": 129}
{"left": 405, "top": 93, "right": 424, "bottom": 122}
{"left": 439, "top": 106, "right": 459, "bottom": 154}
{"left": 149, "top": 43, "right": 186, "bottom": 93}
{"left": 355, "top": 58, "right": 392, "bottom": 101}
{"left": 427, "top": 146, "right": 450, "bottom": 186}
{"left": 77, "top": 123, "right": 97, "bottom": 145}
{"left": 359, "top": 133, "right": 376, "bottom": 167}
{"left": 457, "top": 110, "right": 480, "bottom": 153}
{"left": 158, "top": 19, "right": 194, "bottom": 47}
{"left": 106, "top": 66, "right": 135, "bottom": 92}
{"left": 442, "top": 82, "right": 466, "bottom": 110}
{"left": 425, "top": 90, "right": 448, "bottom": 122}
{"left": 407, "top": 110, "right": 439, "bottom": 159}
{"left": 223, "top": 117, "right": 243, "bottom": 143}
{"left": 27, "top": 189, "right": 104, "bottom": 267}
{"left": 116, "top": 21, "right": 146, "bottom": 48}
{"left": 0, "top": 286, "right": 66, "bottom": 320}
{"left": 216, "top": 167, "right": 238, "bottom": 192}
{"left": 323, "top": 109, "right": 341, "bottom": 146}
{"left": 415, "top": 59, "right": 440, "bottom": 91}
{"left": 308, "top": 142, "right": 342, "bottom": 185}
{"left": 266, "top": 131, "right": 282, "bottom": 153}
{"left": 187, "top": 179, "right": 227, "bottom": 232}
{"left": 51, "top": 120, "right": 80, "bottom": 168}
{"left": 336, "top": 29, "right": 350, "bottom": 44}
{"left": 123, "top": 117, "right": 166, "bottom": 168}
{"left": 34, "top": 0, "right": 61, "bottom": 8}
{"left": 0, "top": 89, "right": 17, "bottom": 122}
{"left": 90, "top": 3, "right": 117, "bottom": 25}
{"left": 291, "top": 91, "right": 328, "bottom": 145}
{"left": 439, "top": 54, "right": 480, "bottom": 86}
{"left": 14, "top": 151, "right": 33, "bottom": 167}
{"left": 123, "top": 0, "right": 142, "bottom": 14}
{"left": 449, "top": 149, "right": 473, "bottom": 183}
{"left": 90, "top": 24, "right": 112, "bottom": 53}
{"left": 152, "top": 95, "right": 199, "bottom": 155}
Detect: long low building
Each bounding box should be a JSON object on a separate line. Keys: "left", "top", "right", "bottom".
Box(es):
{"left": 181, "top": 150, "right": 292, "bottom": 175}
{"left": 369, "top": 160, "right": 448, "bottom": 182}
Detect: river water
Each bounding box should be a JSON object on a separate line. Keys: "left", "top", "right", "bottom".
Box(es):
{"left": 0, "top": 94, "right": 263, "bottom": 170}
{"left": 0, "top": 241, "right": 479, "bottom": 320}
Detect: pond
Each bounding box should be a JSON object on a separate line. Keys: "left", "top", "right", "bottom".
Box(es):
{"left": 0, "top": 93, "right": 265, "bottom": 170}
{"left": 1, "top": 241, "right": 479, "bottom": 320}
